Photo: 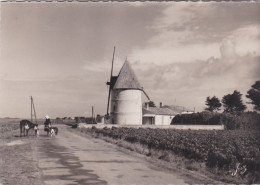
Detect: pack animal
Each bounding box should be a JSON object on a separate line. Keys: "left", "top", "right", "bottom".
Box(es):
{"left": 44, "top": 124, "right": 58, "bottom": 136}
{"left": 20, "top": 120, "right": 38, "bottom": 137}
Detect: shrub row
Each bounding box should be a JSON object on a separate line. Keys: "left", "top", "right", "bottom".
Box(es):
{"left": 171, "top": 111, "right": 260, "bottom": 130}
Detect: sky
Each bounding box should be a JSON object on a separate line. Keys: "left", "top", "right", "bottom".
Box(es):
{"left": 0, "top": 2, "right": 260, "bottom": 118}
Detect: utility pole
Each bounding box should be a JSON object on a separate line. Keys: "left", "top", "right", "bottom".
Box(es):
{"left": 30, "top": 96, "right": 37, "bottom": 124}
{"left": 92, "top": 106, "right": 94, "bottom": 124}
{"left": 31, "top": 96, "right": 33, "bottom": 122}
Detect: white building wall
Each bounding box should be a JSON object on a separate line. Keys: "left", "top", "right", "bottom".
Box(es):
{"left": 111, "top": 89, "right": 142, "bottom": 125}
{"left": 82, "top": 124, "right": 224, "bottom": 130}
{"left": 154, "top": 115, "right": 174, "bottom": 126}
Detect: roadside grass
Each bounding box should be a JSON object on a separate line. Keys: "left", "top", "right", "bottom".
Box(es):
{"left": 0, "top": 118, "right": 42, "bottom": 185}
{"left": 0, "top": 141, "right": 42, "bottom": 185}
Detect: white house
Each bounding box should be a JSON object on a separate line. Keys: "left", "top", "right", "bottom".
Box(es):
{"left": 142, "top": 103, "right": 195, "bottom": 125}
{"left": 142, "top": 106, "right": 176, "bottom": 125}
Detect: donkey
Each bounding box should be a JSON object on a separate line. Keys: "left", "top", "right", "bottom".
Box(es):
{"left": 20, "top": 120, "right": 38, "bottom": 137}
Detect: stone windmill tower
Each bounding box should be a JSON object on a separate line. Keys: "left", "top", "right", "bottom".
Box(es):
{"left": 106, "top": 48, "right": 149, "bottom": 125}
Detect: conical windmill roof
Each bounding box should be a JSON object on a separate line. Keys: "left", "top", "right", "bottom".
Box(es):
{"left": 113, "top": 60, "right": 142, "bottom": 90}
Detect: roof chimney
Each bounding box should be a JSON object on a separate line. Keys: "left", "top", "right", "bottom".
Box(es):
{"left": 160, "top": 102, "right": 163, "bottom": 108}
{"left": 146, "top": 102, "right": 149, "bottom": 110}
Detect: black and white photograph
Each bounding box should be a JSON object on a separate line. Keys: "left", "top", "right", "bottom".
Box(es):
{"left": 0, "top": 1, "right": 259, "bottom": 184}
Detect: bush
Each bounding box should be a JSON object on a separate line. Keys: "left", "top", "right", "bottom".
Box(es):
{"left": 171, "top": 111, "right": 221, "bottom": 125}
{"left": 171, "top": 111, "right": 260, "bottom": 130}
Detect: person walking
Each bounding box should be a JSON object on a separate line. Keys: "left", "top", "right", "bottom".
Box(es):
{"left": 44, "top": 115, "right": 52, "bottom": 133}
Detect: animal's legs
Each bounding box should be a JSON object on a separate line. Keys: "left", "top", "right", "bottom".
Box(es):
{"left": 20, "top": 127, "right": 22, "bottom": 137}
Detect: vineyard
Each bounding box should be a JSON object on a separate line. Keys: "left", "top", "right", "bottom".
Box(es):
{"left": 85, "top": 126, "right": 260, "bottom": 183}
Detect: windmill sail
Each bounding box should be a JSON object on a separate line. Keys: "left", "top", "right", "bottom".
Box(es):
{"left": 142, "top": 89, "right": 150, "bottom": 101}
{"left": 106, "top": 47, "right": 116, "bottom": 117}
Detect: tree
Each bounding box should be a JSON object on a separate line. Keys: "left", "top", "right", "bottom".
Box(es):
{"left": 222, "top": 90, "right": 246, "bottom": 113}
{"left": 246, "top": 81, "right": 260, "bottom": 111}
{"left": 205, "top": 96, "right": 222, "bottom": 112}
{"left": 144, "top": 101, "right": 156, "bottom": 108}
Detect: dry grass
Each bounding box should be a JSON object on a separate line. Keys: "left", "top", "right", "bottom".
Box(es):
{"left": 0, "top": 118, "right": 21, "bottom": 139}
{"left": 0, "top": 141, "right": 42, "bottom": 185}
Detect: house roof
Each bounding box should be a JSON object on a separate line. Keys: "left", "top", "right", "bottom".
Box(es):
{"left": 162, "top": 105, "right": 194, "bottom": 113}
{"left": 142, "top": 107, "right": 178, "bottom": 116}
{"left": 113, "top": 60, "right": 142, "bottom": 90}
{"left": 143, "top": 105, "right": 194, "bottom": 116}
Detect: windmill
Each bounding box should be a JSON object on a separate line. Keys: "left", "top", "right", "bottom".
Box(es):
{"left": 105, "top": 48, "right": 151, "bottom": 125}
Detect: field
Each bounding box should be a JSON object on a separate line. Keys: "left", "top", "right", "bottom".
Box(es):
{"left": 0, "top": 118, "right": 42, "bottom": 185}
{"left": 81, "top": 126, "right": 260, "bottom": 184}
{"left": 0, "top": 118, "right": 20, "bottom": 139}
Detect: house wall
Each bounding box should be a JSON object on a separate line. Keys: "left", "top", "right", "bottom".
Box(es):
{"left": 143, "top": 116, "right": 154, "bottom": 125}
{"left": 154, "top": 115, "right": 174, "bottom": 126}
{"left": 170, "top": 125, "right": 224, "bottom": 130}
{"left": 111, "top": 89, "right": 142, "bottom": 125}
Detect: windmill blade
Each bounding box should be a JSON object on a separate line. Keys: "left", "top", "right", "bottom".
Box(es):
{"left": 106, "top": 87, "right": 112, "bottom": 116}
{"left": 110, "top": 46, "right": 115, "bottom": 81}
{"left": 106, "top": 47, "right": 116, "bottom": 116}
{"left": 142, "top": 89, "right": 150, "bottom": 101}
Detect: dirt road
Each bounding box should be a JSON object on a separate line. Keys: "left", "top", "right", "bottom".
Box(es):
{"left": 36, "top": 125, "right": 194, "bottom": 185}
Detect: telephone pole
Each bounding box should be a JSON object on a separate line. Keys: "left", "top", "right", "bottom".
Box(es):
{"left": 91, "top": 106, "right": 94, "bottom": 124}
{"left": 30, "top": 96, "right": 37, "bottom": 124}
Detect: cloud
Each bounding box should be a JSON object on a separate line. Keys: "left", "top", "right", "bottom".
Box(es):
{"left": 231, "top": 24, "right": 260, "bottom": 56}
{"left": 220, "top": 39, "right": 237, "bottom": 60}
{"left": 132, "top": 23, "right": 260, "bottom": 111}
{"left": 129, "top": 3, "right": 260, "bottom": 66}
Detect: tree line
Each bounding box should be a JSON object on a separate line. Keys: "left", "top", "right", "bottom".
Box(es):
{"left": 205, "top": 81, "right": 260, "bottom": 113}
